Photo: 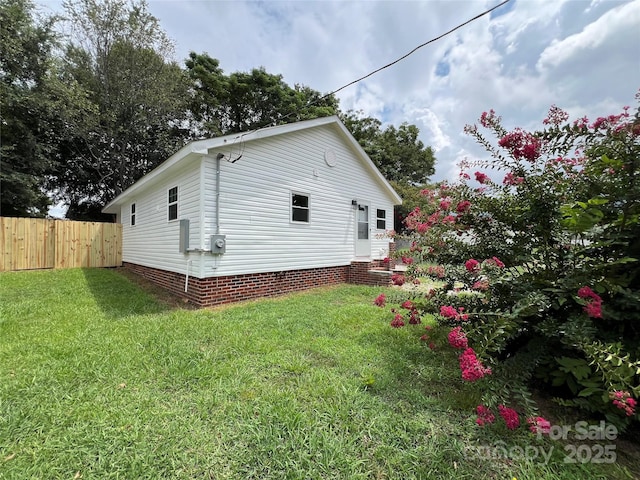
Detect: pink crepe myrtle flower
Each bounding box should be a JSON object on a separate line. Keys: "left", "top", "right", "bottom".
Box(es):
{"left": 543, "top": 105, "right": 569, "bottom": 126}
{"left": 484, "top": 256, "right": 505, "bottom": 268}
{"left": 391, "top": 314, "right": 405, "bottom": 328}
{"left": 610, "top": 391, "right": 637, "bottom": 417}
{"left": 401, "top": 300, "right": 414, "bottom": 310}
{"left": 476, "top": 405, "right": 496, "bottom": 426}
{"left": 498, "top": 405, "right": 520, "bottom": 430}
{"left": 391, "top": 273, "right": 405, "bottom": 286}
{"left": 440, "top": 305, "right": 458, "bottom": 319}
{"left": 448, "top": 326, "right": 468, "bottom": 349}
{"left": 439, "top": 199, "right": 452, "bottom": 210}
{"left": 465, "top": 259, "right": 480, "bottom": 273}
{"left": 474, "top": 171, "right": 490, "bottom": 184}
{"left": 577, "top": 286, "right": 603, "bottom": 318}
{"left": 472, "top": 279, "right": 489, "bottom": 291}
{"left": 527, "top": 416, "right": 551, "bottom": 435}
{"left": 459, "top": 348, "right": 492, "bottom": 382}
{"left": 503, "top": 172, "right": 524, "bottom": 186}
{"left": 374, "top": 293, "right": 386, "bottom": 307}
{"left": 456, "top": 201, "right": 471, "bottom": 213}
{"left": 498, "top": 129, "right": 541, "bottom": 162}
{"left": 584, "top": 302, "right": 603, "bottom": 319}
{"left": 577, "top": 286, "right": 598, "bottom": 299}
{"left": 479, "top": 109, "right": 500, "bottom": 128}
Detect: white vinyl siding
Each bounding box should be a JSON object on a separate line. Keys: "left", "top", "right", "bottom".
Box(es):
{"left": 201, "top": 124, "right": 396, "bottom": 277}
{"left": 112, "top": 120, "right": 398, "bottom": 280}
{"left": 120, "top": 156, "right": 201, "bottom": 276}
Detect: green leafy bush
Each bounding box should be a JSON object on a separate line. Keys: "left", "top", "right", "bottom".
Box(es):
{"left": 379, "top": 93, "right": 640, "bottom": 431}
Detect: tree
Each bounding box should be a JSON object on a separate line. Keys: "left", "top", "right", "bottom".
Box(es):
{"left": 340, "top": 111, "right": 435, "bottom": 186}
{"left": 52, "top": 0, "right": 191, "bottom": 218}
{"left": 186, "top": 52, "right": 339, "bottom": 137}
{"left": 0, "top": 0, "right": 81, "bottom": 216}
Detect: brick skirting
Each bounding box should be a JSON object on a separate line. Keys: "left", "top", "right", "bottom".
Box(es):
{"left": 124, "top": 257, "right": 392, "bottom": 307}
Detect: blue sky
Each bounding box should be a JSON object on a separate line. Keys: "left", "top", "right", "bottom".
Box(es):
{"left": 39, "top": 0, "right": 639, "bottom": 187}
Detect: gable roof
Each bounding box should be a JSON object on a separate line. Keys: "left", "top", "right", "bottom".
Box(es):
{"left": 103, "top": 115, "right": 402, "bottom": 213}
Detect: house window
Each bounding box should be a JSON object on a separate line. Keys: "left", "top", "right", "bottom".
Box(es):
{"left": 291, "top": 192, "right": 309, "bottom": 223}
{"left": 131, "top": 203, "right": 136, "bottom": 226}
{"left": 168, "top": 186, "right": 178, "bottom": 221}
{"left": 376, "top": 209, "right": 386, "bottom": 230}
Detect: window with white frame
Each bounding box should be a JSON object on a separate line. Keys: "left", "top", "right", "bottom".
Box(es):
{"left": 168, "top": 186, "right": 178, "bottom": 221}
{"left": 291, "top": 192, "right": 309, "bottom": 223}
{"left": 376, "top": 209, "right": 386, "bottom": 230}
{"left": 131, "top": 203, "right": 136, "bottom": 226}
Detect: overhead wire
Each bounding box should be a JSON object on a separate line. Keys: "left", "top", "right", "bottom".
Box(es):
{"left": 318, "top": 0, "right": 512, "bottom": 100}
{"left": 224, "top": 0, "right": 513, "bottom": 162}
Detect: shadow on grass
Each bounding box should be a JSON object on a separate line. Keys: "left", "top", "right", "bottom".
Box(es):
{"left": 81, "top": 267, "right": 175, "bottom": 319}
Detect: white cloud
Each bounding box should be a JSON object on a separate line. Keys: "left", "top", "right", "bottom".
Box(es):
{"left": 537, "top": 0, "right": 640, "bottom": 72}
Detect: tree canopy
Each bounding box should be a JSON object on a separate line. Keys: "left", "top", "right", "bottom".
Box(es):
{"left": 186, "top": 52, "right": 339, "bottom": 137}
{"left": 1, "top": 0, "right": 437, "bottom": 220}
{"left": 54, "top": 0, "right": 190, "bottom": 219}
{"left": 0, "top": 0, "right": 80, "bottom": 216}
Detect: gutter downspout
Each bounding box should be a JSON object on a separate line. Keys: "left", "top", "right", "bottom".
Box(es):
{"left": 216, "top": 152, "right": 222, "bottom": 235}
{"left": 199, "top": 155, "right": 207, "bottom": 251}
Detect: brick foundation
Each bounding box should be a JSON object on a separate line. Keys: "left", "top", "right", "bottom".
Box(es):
{"left": 124, "top": 250, "right": 395, "bottom": 307}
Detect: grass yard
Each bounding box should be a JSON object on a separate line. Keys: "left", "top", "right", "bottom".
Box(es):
{"left": 0, "top": 268, "right": 637, "bottom": 479}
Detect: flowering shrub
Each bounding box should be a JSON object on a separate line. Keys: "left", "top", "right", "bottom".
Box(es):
{"left": 378, "top": 94, "right": 640, "bottom": 431}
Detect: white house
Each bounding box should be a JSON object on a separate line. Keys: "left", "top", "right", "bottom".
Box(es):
{"left": 103, "top": 116, "right": 401, "bottom": 306}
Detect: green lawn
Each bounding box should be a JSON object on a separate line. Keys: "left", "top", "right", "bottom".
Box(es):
{"left": 0, "top": 268, "right": 636, "bottom": 479}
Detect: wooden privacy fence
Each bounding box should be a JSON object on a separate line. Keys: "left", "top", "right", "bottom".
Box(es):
{"left": 0, "top": 217, "right": 122, "bottom": 271}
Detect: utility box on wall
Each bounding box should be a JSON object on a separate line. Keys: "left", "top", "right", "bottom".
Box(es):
{"left": 179, "top": 219, "right": 190, "bottom": 253}
{"left": 211, "top": 234, "right": 226, "bottom": 254}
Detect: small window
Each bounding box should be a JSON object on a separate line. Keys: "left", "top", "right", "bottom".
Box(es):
{"left": 376, "top": 209, "right": 386, "bottom": 230}
{"left": 131, "top": 203, "right": 136, "bottom": 226}
{"left": 168, "top": 186, "right": 178, "bottom": 221}
{"left": 291, "top": 193, "right": 309, "bottom": 223}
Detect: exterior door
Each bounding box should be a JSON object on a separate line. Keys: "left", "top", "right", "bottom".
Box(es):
{"left": 355, "top": 203, "right": 371, "bottom": 257}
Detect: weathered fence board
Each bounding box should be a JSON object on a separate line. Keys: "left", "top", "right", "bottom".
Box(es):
{"left": 0, "top": 218, "right": 122, "bottom": 271}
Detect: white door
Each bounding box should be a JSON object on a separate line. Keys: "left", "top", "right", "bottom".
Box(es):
{"left": 355, "top": 202, "right": 371, "bottom": 257}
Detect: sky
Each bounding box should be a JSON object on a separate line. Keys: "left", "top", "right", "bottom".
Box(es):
{"left": 38, "top": 0, "right": 639, "bottom": 187}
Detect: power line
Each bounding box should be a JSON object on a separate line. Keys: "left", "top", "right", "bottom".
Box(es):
{"left": 319, "top": 0, "right": 512, "bottom": 101}
{"left": 227, "top": 0, "right": 512, "bottom": 158}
